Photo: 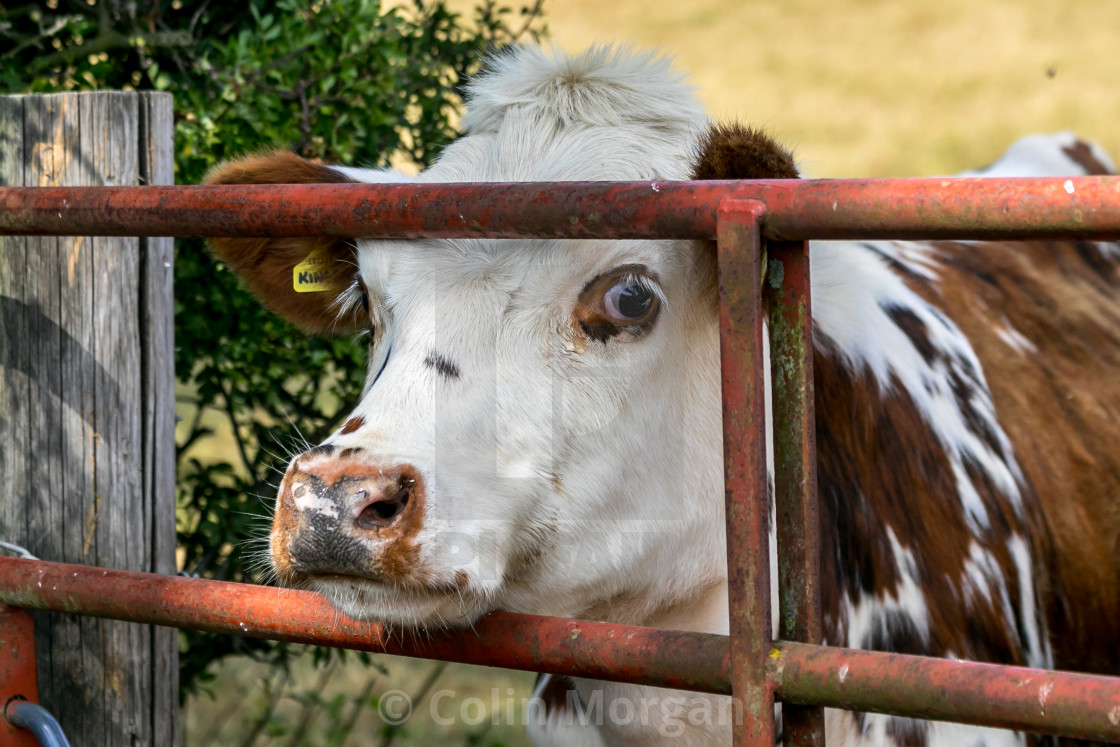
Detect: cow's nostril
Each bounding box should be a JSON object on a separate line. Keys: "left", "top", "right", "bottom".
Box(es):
{"left": 354, "top": 483, "right": 410, "bottom": 530}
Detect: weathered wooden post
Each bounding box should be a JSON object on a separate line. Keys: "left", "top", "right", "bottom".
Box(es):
{"left": 0, "top": 92, "right": 178, "bottom": 746}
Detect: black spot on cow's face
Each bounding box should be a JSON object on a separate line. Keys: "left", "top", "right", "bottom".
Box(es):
{"left": 423, "top": 351, "right": 461, "bottom": 380}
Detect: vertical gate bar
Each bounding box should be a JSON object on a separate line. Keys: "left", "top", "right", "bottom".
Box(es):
{"left": 0, "top": 603, "right": 42, "bottom": 747}
{"left": 717, "top": 198, "right": 775, "bottom": 746}
{"left": 766, "top": 240, "right": 826, "bottom": 746}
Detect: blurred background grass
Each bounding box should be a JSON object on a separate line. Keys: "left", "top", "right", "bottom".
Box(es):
{"left": 529, "top": 0, "right": 1119, "bottom": 178}
{"left": 182, "top": 1, "right": 1119, "bottom": 744}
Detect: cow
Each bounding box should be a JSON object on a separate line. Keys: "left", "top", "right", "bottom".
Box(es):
{"left": 205, "top": 44, "right": 1120, "bottom": 746}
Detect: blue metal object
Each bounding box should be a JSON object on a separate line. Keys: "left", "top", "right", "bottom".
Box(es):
{"left": 5, "top": 700, "right": 72, "bottom": 747}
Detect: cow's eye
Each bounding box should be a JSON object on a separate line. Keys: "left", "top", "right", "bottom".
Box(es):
{"left": 603, "top": 279, "right": 655, "bottom": 322}
{"left": 575, "top": 264, "right": 662, "bottom": 343}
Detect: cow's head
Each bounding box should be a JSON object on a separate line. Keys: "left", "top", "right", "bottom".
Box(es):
{"left": 208, "top": 45, "right": 797, "bottom": 627}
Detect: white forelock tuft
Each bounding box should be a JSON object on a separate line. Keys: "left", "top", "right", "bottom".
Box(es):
{"left": 461, "top": 43, "right": 707, "bottom": 135}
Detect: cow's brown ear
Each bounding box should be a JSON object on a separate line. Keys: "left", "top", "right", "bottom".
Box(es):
{"left": 204, "top": 151, "right": 364, "bottom": 334}
{"left": 693, "top": 123, "right": 799, "bottom": 180}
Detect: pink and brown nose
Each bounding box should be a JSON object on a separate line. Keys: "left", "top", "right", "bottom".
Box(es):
{"left": 270, "top": 445, "right": 425, "bottom": 585}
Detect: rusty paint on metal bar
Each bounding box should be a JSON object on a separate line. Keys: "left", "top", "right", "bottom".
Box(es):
{"left": 5, "top": 178, "right": 1120, "bottom": 745}
{"left": 766, "top": 240, "right": 825, "bottom": 747}
{"left": 0, "top": 557, "right": 729, "bottom": 695}
{"left": 0, "top": 603, "right": 42, "bottom": 747}
{"left": 770, "top": 641, "right": 1120, "bottom": 743}
{"left": 2, "top": 558, "right": 1120, "bottom": 739}
{"left": 716, "top": 198, "right": 775, "bottom": 746}
{"left": 1, "top": 177, "right": 1120, "bottom": 240}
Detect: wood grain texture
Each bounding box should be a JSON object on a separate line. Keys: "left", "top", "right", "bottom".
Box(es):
{"left": 0, "top": 91, "right": 178, "bottom": 746}
{"left": 138, "top": 90, "right": 179, "bottom": 747}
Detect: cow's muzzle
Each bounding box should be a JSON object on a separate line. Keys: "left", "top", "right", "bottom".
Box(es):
{"left": 270, "top": 449, "right": 426, "bottom": 586}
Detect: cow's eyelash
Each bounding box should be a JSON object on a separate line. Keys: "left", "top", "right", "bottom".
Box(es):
{"left": 612, "top": 274, "right": 667, "bottom": 309}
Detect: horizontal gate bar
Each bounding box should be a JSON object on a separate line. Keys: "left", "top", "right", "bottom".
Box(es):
{"left": 0, "top": 556, "right": 729, "bottom": 695}
{"left": 771, "top": 643, "right": 1120, "bottom": 742}
{"left": 1, "top": 177, "right": 1119, "bottom": 240}
{"left": 1, "top": 557, "right": 1119, "bottom": 741}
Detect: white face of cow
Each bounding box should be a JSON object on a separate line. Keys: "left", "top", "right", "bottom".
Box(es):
{"left": 207, "top": 45, "right": 799, "bottom": 627}
{"left": 312, "top": 233, "right": 725, "bottom": 626}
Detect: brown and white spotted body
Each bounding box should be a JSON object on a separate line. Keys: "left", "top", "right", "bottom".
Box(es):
{"left": 206, "top": 45, "right": 1120, "bottom": 746}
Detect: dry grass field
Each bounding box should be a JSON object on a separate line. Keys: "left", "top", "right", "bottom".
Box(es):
{"left": 182, "top": 1, "right": 1119, "bottom": 743}
{"left": 531, "top": 0, "right": 1119, "bottom": 177}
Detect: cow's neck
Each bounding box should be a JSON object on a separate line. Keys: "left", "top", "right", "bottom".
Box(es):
{"left": 578, "top": 579, "right": 730, "bottom": 635}
{"left": 569, "top": 582, "right": 734, "bottom": 745}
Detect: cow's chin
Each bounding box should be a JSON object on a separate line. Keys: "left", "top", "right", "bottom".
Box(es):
{"left": 303, "top": 574, "right": 488, "bottom": 628}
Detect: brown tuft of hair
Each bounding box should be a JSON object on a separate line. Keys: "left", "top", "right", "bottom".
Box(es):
{"left": 205, "top": 150, "right": 355, "bottom": 188}
{"left": 204, "top": 151, "right": 365, "bottom": 334}
{"left": 692, "top": 123, "right": 799, "bottom": 181}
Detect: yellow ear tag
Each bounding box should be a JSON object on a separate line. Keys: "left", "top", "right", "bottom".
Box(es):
{"left": 293, "top": 248, "right": 331, "bottom": 293}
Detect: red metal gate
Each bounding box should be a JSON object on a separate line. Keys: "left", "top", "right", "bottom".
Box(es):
{"left": 2, "top": 177, "right": 1120, "bottom": 745}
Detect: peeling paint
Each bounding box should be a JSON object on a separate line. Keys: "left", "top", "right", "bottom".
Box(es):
{"left": 1039, "top": 681, "right": 1054, "bottom": 713}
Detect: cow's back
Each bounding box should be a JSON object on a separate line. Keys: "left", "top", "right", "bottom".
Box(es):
{"left": 919, "top": 234, "right": 1120, "bottom": 675}
{"left": 810, "top": 133, "right": 1120, "bottom": 690}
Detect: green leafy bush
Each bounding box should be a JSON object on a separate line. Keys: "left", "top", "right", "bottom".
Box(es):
{"left": 2, "top": 0, "right": 544, "bottom": 698}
